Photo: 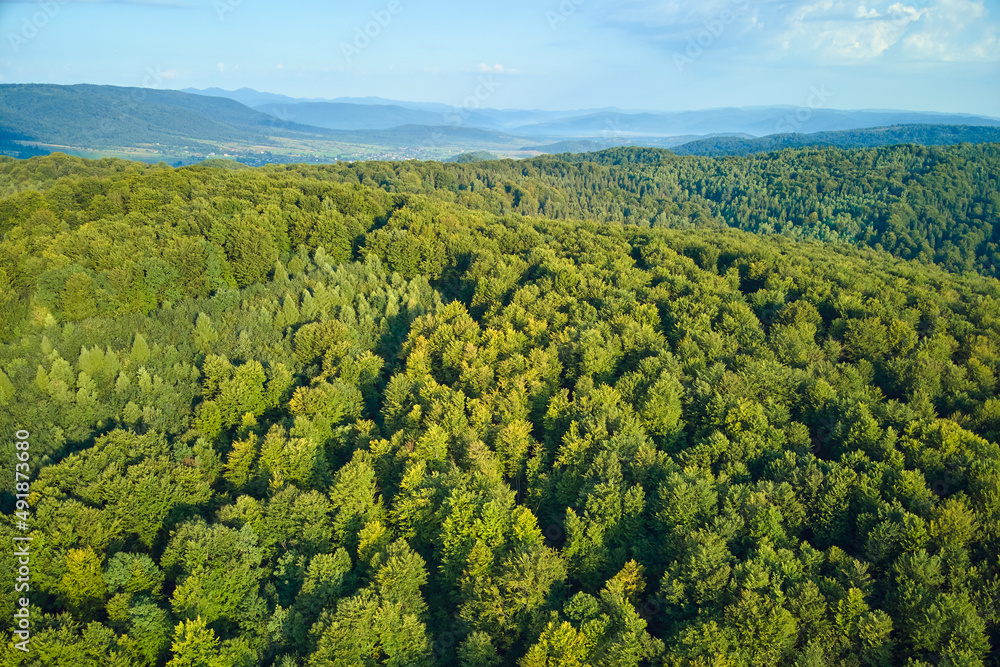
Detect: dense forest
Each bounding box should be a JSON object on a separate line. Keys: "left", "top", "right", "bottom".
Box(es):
{"left": 669, "top": 125, "right": 1000, "bottom": 157}
{"left": 527, "top": 125, "right": 1000, "bottom": 158}
{"left": 1, "top": 149, "right": 999, "bottom": 666}
{"left": 252, "top": 143, "right": 1000, "bottom": 278}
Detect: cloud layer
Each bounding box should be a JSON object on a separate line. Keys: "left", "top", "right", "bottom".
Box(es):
{"left": 607, "top": 0, "right": 999, "bottom": 63}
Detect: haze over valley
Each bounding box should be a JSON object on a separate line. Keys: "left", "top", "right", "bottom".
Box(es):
{"left": 1, "top": 83, "right": 998, "bottom": 164}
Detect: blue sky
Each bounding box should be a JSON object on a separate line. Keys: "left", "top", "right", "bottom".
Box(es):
{"left": 0, "top": 0, "right": 997, "bottom": 115}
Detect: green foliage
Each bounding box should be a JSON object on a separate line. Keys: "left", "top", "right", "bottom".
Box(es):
{"left": 167, "top": 616, "right": 253, "bottom": 667}
{"left": 161, "top": 521, "right": 266, "bottom": 634}
{"left": 60, "top": 548, "right": 107, "bottom": 619}
{"left": 2, "top": 149, "right": 1000, "bottom": 666}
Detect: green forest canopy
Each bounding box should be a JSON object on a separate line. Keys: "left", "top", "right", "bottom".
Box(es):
{"left": 0, "top": 147, "right": 999, "bottom": 666}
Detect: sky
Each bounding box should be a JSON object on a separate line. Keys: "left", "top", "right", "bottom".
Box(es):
{"left": 0, "top": 0, "right": 997, "bottom": 115}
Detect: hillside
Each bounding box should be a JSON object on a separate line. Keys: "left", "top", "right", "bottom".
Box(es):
{"left": 0, "top": 151, "right": 999, "bottom": 666}
{"left": 251, "top": 143, "right": 1000, "bottom": 279}
{"left": 0, "top": 84, "right": 540, "bottom": 163}
{"left": 0, "top": 83, "right": 331, "bottom": 150}
{"left": 253, "top": 101, "right": 449, "bottom": 131}
{"left": 672, "top": 124, "right": 1000, "bottom": 156}
{"left": 526, "top": 136, "right": 715, "bottom": 154}
{"left": 526, "top": 126, "right": 1000, "bottom": 157}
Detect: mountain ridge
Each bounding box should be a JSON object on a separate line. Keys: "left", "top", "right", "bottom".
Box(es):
{"left": 3, "top": 83, "right": 999, "bottom": 163}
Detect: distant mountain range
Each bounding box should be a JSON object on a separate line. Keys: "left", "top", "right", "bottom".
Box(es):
{"left": 2, "top": 83, "right": 998, "bottom": 163}
{"left": 181, "top": 87, "right": 459, "bottom": 113}
{"left": 514, "top": 108, "right": 1000, "bottom": 138}
{"left": 183, "top": 87, "right": 619, "bottom": 130}
{"left": 186, "top": 86, "right": 1000, "bottom": 137}
{"left": 252, "top": 102, "right": 448, "bottom": 131}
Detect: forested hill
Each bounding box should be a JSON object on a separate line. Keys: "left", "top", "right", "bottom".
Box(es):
{"left": 0, "top": 84, "right": 332, "bottom": 150}
{"left": 251, "top": 143, "right": 1000, "bottom": 278}
{"left": 670, "top": 124, "right": 1000, "bottom": 156}
{"left": 1, "top": 151, "right": 1000, "bottom": 665}
{"left": 522, "top": 125, "right": 1000, "bottom": 158}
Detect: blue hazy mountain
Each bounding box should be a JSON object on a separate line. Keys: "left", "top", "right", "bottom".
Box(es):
{"left": 527, "top": 125, "right": 1000, "bottom": 157}
{"left": 183, "top": 87, "right": 453, "bottom": 113}
{"left": 185, "top": 87, "right": 627, "bottom": 130}
{"left": 512, "top": 108, "right": 1000, "bottom": 138}
{"left": 4, "top": 84, "right": 999, "bottom": 164}
{"left": 252, "top": 102, "right": 448, "bottom": 131}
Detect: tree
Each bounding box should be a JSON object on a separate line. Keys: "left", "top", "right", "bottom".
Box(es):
{"left": 61, "top": 548, "right": 108, "bottom": 619}
{"left": 162, "top": 522, "right": 266, "bottom": 634}
{"left": 60, "top": 272, "right": 98, "bottom": 320}
{"left": 308, "top": 541, "right": 433, "bottom": 667}
{"left": 226, "top": 223, "right": 278, "bottom": 288}
{"left": 167, "top": 616, "right": 253, "bottom": 667}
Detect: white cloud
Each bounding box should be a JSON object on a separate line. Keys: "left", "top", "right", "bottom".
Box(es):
{"left": 971, "top": 31, "right": 999, "bottom": 59}
{"left": 887, "top": 2, "right": 922, "bottom": 22}
{"left": 779, "top": 1, "right": 923, "bottom": 60}
{"left": 774, "top": 0, "right": 999, "bottom": 62}
{"left": 478, "top": 63, "right": 518, "bottom": 74}
{"left": 606, "top": 0, "right": 999, "bottom": 64}
{"left": 898, "top": 0, "right": 1000, "bottom": 60}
